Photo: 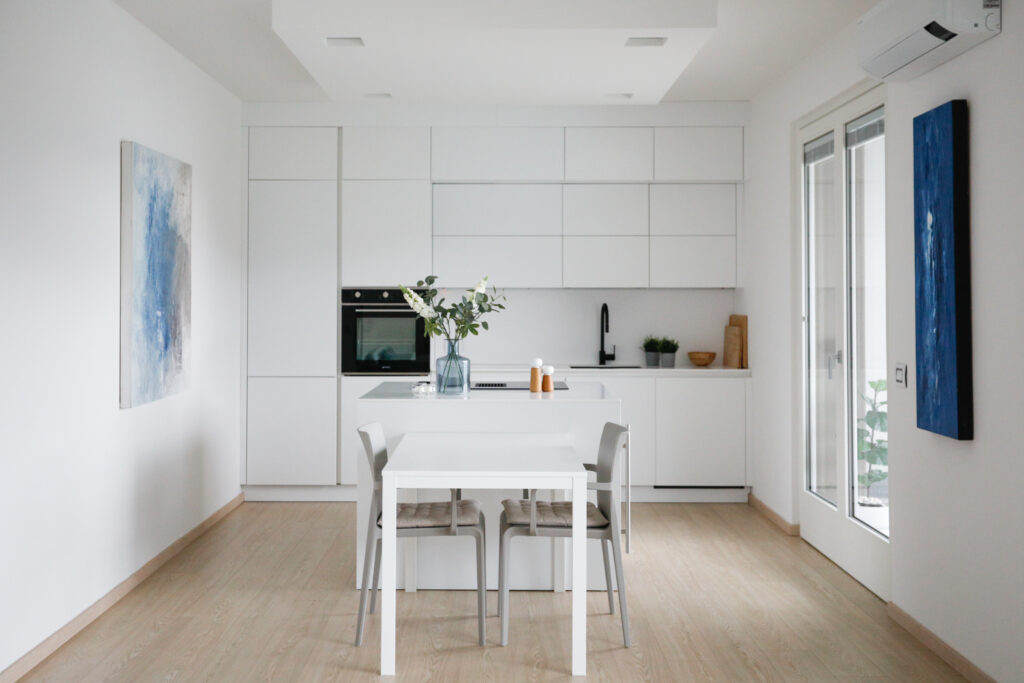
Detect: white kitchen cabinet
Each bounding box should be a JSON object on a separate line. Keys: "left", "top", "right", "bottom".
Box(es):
{"left": 565, "top": 127, "right": 653, "bottom": 181}
{"left": 249, "top": 127, "right": 337, "bottom": 180}
{"left": 654, "top": 127, "right": 743, "bottom": 181}
{"left": 247, "top": 377, "right": 338, "bottom": 485}
{"left": 339, "top": 375, "right": 393, "bottom": 485}
{"left": 562, "top": 185, "right": 648, "bottom": 236}
{"left": 650, "top": 184, "right": 736, "bottom": 236}
{"left": 582, "top": 376, "right": 656, "bottom": 486}
{"left": 650, "top": 236, "right": 736, "bottom": 288}
{"left": 563, "top": 236, "right": 648, "bottom": 288}
{"left": 433, "top": 184, "right": 562, "bottom": 236}
{"left": 340, "top": 180, "right": 432, "bottom": 286}
{"left": 341, "top": 127, "right": 430, "bottom": 179}
{"left": 431, "top": 127, "right": 564, "bottom": 181}
{"left": 433, "top": 236, "right": 562, "bottom": 288}
{"left": 655, "top": 378, "right": 746, "bottom": 486}
{"left": 247, "top": 181, "right": 338, "bottom": 376}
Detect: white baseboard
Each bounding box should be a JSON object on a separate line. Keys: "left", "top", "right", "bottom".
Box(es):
{"left": 243, "top": 485, "right": 358, "bottom": 502}
{"left": 628, "top": 486, "right": 749, "bottom": 503}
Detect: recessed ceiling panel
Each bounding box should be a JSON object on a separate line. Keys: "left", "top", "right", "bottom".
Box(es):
{"left": 272, "top": 0, "right": 717, "bottom": 104}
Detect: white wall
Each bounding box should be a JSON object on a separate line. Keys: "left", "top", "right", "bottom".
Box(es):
{"left": 458, "top": 288, "right": 737, "bottom": 367}
{"left": 741, "top": 11, "right": 1024, "bottom": 681}
{"left": 0, "top": 0, "right": 242, "bottom": 673}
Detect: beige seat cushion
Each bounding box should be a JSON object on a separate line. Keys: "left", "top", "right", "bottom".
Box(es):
{"left": 502, "top": 499, "right": 609, "bottom": 528}
{"left": 377, "top": 499, "right": 482, "bottom": 529}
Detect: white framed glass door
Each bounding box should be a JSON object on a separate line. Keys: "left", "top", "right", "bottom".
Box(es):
{"left": 798, "top": 87, "right": 890, "bottom": 600}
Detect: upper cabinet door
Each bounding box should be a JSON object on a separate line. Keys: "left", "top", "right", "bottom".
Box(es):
{"left": 431, "top": 127, "right": 564, "bottom": 181}
{"left": 565, "top": 127, "right": 653, "bottom": 181}
{"left": 650, "top": 184, "right": 736, "bottom": 236}
{"left": 340, "top": 180, "right": 432, "bottom": 287}
{"left": 649, "top": 236, "right": 737, "bottom": 288}
{"left": 341, "top": 127, "right": 430, "bottom": 179}
{"left": 433, "top": 184, "right": 562, "bottom": 236}
{"left": 249, "top": 127, "right": 337, "bottom": 180}
{"left": 563, "top": 184, "right": 648, "bottom": 236}
{"left": 654, "top": 127, "right": 743, "bottom": 181}
{"left": 563, "top": 236, "right": 649, "bottom": 288}
{"left": 248, "top": 181, "right": 338, "bottom": 376}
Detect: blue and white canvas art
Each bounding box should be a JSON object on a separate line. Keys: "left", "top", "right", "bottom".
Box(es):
{"left": 913, "top": 100, "right": 973, "bottom": 440}
{"left": 120, "top": 142, "right": 191, "bottom": 408}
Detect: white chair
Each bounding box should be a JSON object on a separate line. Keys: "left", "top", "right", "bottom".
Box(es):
{"left": 497, "top": 422, "right": 631, "bottom": 647}
{"left": 354, "top": 423, "right": 488, "bottom": 646}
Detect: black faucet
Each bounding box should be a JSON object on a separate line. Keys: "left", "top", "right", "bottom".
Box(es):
{"left": 599, "top": 303, "right": 616, "bottom": 365}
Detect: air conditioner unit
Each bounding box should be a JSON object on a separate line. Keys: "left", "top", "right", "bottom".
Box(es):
{"left": 857, "top": 0, "right": 1001, "bottom": 81}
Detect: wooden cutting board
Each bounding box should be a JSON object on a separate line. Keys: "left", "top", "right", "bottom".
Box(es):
{"left": 724, "top": 325, "right": 743, "bottom": 369}
{"left": 729, "top": 314, "right": 748, "bottom": 369}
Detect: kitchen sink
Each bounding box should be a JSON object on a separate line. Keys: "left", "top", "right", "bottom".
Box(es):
{"left": 569, "top": 365, "right": 642, "bottom": 369}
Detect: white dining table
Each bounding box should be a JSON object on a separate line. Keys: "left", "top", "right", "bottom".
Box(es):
{"left": 380, "top": 431, "right": 589, "bottom": 676}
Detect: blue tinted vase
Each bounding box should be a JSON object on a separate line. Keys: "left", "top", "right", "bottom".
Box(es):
{"left": 436, "top": 338, "right": 470, "bottom": 395}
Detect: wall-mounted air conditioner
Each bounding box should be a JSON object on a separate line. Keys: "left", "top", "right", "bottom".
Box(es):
{"left": 857, "top": 0, "right": 1001, "bottom": 81}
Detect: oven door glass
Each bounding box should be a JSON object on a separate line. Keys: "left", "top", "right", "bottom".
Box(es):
{"left": 342, "top": 309, "right": 429, "bottom": 374}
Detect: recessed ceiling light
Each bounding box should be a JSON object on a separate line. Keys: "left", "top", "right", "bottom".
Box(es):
{"left": 324, "top": 37, "right": 364, "bottom": 47}
{"left": 606, "top": 93, "right": 634, "bottom": 100}
{"left": 364, "top": 93, "right": 393, "bottom": 100}
{"left": 625, "top": 37, "right": 668, "bottom": 47}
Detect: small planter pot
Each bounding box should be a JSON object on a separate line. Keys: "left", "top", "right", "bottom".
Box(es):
{"left": 660, "top": 352, "right": 677, "bottom": 368}
{"left": 644, "top": 351, "right": 660, "bottom": 367}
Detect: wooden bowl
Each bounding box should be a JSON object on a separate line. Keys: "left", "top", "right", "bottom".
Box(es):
{"left": 687, "top": 351, "right": 716, "bottom": 367}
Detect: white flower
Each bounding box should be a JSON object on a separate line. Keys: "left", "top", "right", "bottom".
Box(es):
{"left": 401, "top": 287, "right": 437, "bottom": 319}
{"left": 472, "top": 276, "right": 489, "bottom": 295}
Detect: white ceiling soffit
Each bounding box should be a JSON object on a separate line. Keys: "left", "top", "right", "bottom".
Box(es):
{"left": 271, "top": 0, "right": 718, "bottom": 105}
{"left": 113, "top": 0, "right": 328, "bottom": 102}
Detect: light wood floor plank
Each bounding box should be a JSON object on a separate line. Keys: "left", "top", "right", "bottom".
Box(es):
{"left": 23, "top": 502, "right": 964, "bottom": 682}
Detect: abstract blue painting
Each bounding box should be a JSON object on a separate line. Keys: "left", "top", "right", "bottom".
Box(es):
{"left": 913, "top": 100, "right": 973, "bottom": 440}
{"left": 120, "top": 142, "right": 191, "bottom": 408}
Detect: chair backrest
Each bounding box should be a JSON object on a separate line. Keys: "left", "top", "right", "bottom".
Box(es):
{"left": 357, "top": 422, "right": 388, "bottom": 485}
{"left": 594, "top": 422, "right": 628, "bottom": 518}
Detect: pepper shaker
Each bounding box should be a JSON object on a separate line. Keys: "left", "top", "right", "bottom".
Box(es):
{"left": 541, "top": 365, "right": 555, "bottom": 393}
{"left": 530, "top": 358, "right": 543, "bottom": 393}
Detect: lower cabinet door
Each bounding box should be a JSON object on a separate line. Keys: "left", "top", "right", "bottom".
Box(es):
{"left": 581, "top": 376, "right": 656, "bottom": 486}
{"left": 247, "top": 377, "right": 338, "bottom": 485}
{"left": 655, "top": 378, "right": 746, "bottom": 486}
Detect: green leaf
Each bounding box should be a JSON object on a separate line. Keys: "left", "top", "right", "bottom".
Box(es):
{"left": 482, "top": 321, "right": 488, "bottom": 330}
{"left": 869, "top": 379, "right": 887, "bottom": 392}
{"left": 864, "top": 410, "right": 888, "bottom": 432}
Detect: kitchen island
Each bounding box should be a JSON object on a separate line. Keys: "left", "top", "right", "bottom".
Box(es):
{"left": 356, "top": 381, "right": 621, "bottom": 591}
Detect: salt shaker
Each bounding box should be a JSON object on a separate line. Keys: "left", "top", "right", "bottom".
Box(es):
{"left": 530, "top": 358, "right": 543, "bottom": 393}
{"left": 541, "top": 365, "right": 555, "bottom": 393}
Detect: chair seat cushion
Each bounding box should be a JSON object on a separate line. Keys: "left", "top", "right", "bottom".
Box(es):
{"left": 377, "top": 499, "right": 482, "bottom": 529}
{"left": 501, "top": 499, "right": 609, "bottom": 528}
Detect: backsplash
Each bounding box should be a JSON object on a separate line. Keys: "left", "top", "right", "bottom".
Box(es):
{"left": 449, "top": 288, "right": 738, "bottom": 367}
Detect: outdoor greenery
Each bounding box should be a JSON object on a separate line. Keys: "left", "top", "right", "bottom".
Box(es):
{"left": 642, "top": 335, "right": 661, "bottom": 352}
{"left": 857, "top": 379, "right": 889, "bottom": 498}
{"left": 659, "top": 338, "right": 680, "bottom": 353}
{"left": 399, "top": 275, "right": 506, "bottom": 341}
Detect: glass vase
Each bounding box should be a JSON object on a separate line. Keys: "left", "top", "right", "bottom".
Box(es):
{"left": 436, "top": 338, "right": 470, "bottom": 395}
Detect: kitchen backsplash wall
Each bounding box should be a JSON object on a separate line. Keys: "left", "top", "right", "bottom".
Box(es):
{"left": 450, "top": 288, "right": 737, "bottom": 367}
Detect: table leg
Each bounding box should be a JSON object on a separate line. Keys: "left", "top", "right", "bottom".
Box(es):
{"left": 552, "top": 489, "right": 565, "bottom": 592}
{"left": 381, "top": 476, "right": 397, "bottom": 676}
{"left": 571, "top": 475, "right": 586, "bottom": 676}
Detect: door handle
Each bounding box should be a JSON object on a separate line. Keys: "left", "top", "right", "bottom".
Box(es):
{"left": 827, "top": 349, "right": 843, "bottom": 379}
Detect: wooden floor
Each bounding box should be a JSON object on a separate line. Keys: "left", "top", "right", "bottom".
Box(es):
{"left": 25, "top": 502, "right": 962, "bottom": 682}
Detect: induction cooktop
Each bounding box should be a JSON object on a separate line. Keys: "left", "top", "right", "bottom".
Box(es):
{"left": 470, "top": 381, "right": 569, "bottom": 390}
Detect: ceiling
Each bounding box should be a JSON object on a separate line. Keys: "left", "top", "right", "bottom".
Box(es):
{"left": 114, "top": 0, "right": 878, "bottom": 105}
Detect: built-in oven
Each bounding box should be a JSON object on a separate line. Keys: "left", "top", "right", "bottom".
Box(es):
{"left": 340, "top": 288, "right": 431, "bottom": 375}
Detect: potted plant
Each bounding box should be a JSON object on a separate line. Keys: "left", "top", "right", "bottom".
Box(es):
{"left": 399, "top": 275, "right": 506, "bottom": 395}
{"left": 659, "top": 338, "right": 680, "bottom": 368}
{"left": 642, "top": 336, "right": 661, "bottom": 367}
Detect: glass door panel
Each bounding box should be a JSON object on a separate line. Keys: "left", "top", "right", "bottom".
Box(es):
{"left": 847, "top": 107, "right": 889, "bottom": 536}
{"left": 804, "top": 133, "right": 842, "bottom": 506}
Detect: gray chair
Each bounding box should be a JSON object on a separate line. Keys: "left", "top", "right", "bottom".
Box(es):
{"left": 355, "top": 423, "right": 487, "bottom": 646}
{"left": 497, "top": 422, "right": 631, "bottom": 648}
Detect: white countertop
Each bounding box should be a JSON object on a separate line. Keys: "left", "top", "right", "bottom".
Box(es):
{"left": 360, "top": 380, "right": 618, "bottom": 402}
{"left": 471, "top": 363, "right": 752, "bottom": 379}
